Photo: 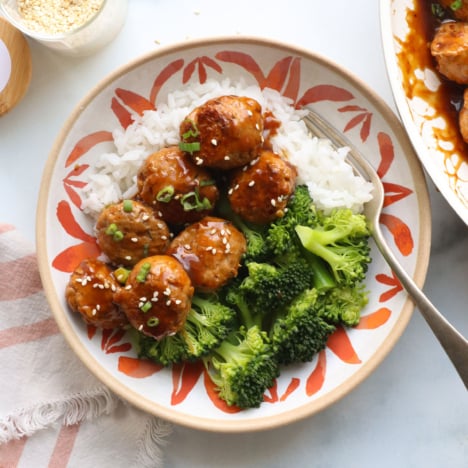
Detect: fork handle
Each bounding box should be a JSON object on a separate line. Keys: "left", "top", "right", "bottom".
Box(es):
{"left": 372, "top": 225, "right": 468, "bottom": 390}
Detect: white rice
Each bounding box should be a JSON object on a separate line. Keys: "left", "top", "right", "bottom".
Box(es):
{"left": 80, "top": 78, "right": 373, "bottom": 217}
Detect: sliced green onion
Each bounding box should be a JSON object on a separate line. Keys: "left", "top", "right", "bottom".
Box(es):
{"left": 180, "top": 190, "right": 212, "bottom": 212}
{"left": 147, "top": 316, "right": 160, "bottom": 327}
{"left": 136, "top": 262, "right": 151, "bottom": 283}
{"left": 199, "top": 179, "right": 216, "bottom": 187}
{"left": 105, "top": 223, "right": 118, "bottom": 235}
{"left": 114, "top": 267, "right": 130, "bottom": 284}
{"left": 123, "top": 199, "right": 133, "bottom": 212}
{"left": 143, "top": 243, "right": 149, "bottom": 257}
{"left": 451, "top": 0, "right": 462, "bottom": 10}
{"left": 178, "top": 141, "right": 201, "bottom": 154}
{"left": 140, "top": 301, "right": 152, "bottom": 313}
{"left": 156, "top": 185, "right": 175, "bottom": 202}
{"left": 113, "top": 230, "right": 124, "bottom": 242}
{"left": 181, "top": 119, "right": 200, "bottom": 139}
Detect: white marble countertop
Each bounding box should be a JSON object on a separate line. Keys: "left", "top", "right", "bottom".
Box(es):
{"left": 1, "top": 0, "right": 467, "bottom": 466}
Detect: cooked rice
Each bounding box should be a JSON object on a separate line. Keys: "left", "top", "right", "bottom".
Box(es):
{"left": 80, "top": 78, "right": 373, "bottom": 217}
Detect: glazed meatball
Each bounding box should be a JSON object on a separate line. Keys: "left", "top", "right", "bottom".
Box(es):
{"left": 228, "top": 149, "right": 297, "bottom": 224}
{"left": 179, "top": 95, "right": 264, "bottom": 170}
{"left": 431, "top": 21, "right": 468, "bottom": 84}
{"left": 95, "top": 200, "right": 170, "bottom": 267}
{"left": 115, "top": 255, "right": 194, "bottom": 340}
{"left": 167, "top": 216, "right": 246, "bottom": 291}
{"left": 137, "top": 146, "right": 219, "bottom": 225}
{"left": 65, "top": 258, "right": 128, "bottom": 329}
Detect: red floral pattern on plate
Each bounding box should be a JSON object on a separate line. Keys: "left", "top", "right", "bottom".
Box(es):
{"left": 47, "top": 46, "right": 420, "bottom": 418}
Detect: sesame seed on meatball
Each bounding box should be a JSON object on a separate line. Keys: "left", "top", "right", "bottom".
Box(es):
{"left": 228, "top": 149, "right": 297, "bottom": 224}
{"left": 65, "top": 258, "right": 128, "bottom": 329}
{"left": 179, "top": 95, "right": 264, "bottom": 170}
{"left": 95, "top": 200, "right": 170, "bottom": 267}
{"left": 137, "top": 146, "right": 219, "bottom": 226}
{"left": 167, "top": 216, "right": 246, "bottom": 291}
{"left": 114, "top": 255, "right": 194, "bottom": 340}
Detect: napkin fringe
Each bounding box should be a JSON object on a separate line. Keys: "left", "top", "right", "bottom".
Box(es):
{"left": 134, "top": 416, "right": 173, "bottom": 467}
{"left": 0, "top": 386, "right": 118, "bottom": 444}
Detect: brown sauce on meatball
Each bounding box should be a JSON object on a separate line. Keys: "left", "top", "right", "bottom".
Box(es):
{"left": 167, "top": 216, "right": 246, "bottom": 291}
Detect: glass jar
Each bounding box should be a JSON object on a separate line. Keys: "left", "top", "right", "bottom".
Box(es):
{"left": 0, "top": 0, "right": 127, "bottom": 56}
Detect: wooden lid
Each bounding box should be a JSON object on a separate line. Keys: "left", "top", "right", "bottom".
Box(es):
{"left": 0, "top": 17, "right": 32, "bottom": 116}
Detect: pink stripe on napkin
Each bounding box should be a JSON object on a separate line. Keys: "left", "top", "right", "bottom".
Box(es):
{"left": 0, "top": 318, "right": 59, "bottom": 349}
{"left": 0, "top": 253, "right": 43, "bottom": 300}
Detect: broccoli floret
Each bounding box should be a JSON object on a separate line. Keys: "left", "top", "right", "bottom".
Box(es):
{"left": 136, "top": 330, "right": 188, "bottom": 367}
{"left": 239, "top": 258, "right": 315, "bottom": 317}
{"left": 235, "top": 217, "right": 269, "bottom": 261}
{"left": 224, "top": 278, "right": 262, "bottom": 329}
{"left": 180, "top": 294, "right": 238, "bottom": 357}
{"left": 316, "top": 285, "right": 368, "bottom": 327}
{"left": 136, "top": 293, "right": 237, "bottom": 366}
{"left": 295, "top": 208, "right": 371, "bottom": 287}
{"left": 266, "top": 184, "right": 318, "bottom": 255}
{"left": 269, "top": 288, "right": 336, "bottom": 365}
{"left": 202, "top": 325, "right": 279, "bottom": 408}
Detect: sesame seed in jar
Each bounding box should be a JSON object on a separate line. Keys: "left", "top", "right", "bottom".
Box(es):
{"left": 17, "top": 0, "right": 104, "bottom": 35}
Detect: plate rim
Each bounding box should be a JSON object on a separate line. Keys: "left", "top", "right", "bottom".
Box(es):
{"left": 36, "top": 34, "right": 432, "bottom": 432}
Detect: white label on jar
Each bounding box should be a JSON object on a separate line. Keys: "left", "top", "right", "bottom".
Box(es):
{"left": 0, "top": 39, "right": 12, "bottom": 93}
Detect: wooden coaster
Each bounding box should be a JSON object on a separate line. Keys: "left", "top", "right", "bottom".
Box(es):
{"left": 0, "top": 17, "right": 32, "bottom": 116}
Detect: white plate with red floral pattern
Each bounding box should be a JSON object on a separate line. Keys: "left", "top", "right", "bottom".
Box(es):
{"left": 37, "top": 36, "right": 431, "bottom": 432}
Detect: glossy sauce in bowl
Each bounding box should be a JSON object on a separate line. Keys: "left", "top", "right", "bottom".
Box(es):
{"left": 397, "top": 1, "right": 468, "bottom": 166}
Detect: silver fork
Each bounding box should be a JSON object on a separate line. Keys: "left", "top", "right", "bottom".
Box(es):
{"left": 303, "top": 108, "right": 468, "bottom": 389}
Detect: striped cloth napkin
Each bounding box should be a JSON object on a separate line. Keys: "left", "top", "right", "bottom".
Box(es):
{"left": 0, "top": 224, "right": 172, "bottom": 467}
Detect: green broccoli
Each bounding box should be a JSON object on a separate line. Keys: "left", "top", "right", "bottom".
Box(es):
{"left": 295, "top": 208, "right": 371, "bottom": 287}
{"left": 136, "top": 328, "right": 187, "bottom": 367}
{"left": 239, "top": 257, "right": 315, "bottom": 318}
{"left": 136, "top": 293, "right": 237, "bottom": 366}
{"left": 266, "top": 184, "right": 318, "bottom": 255}
{"left": 235, "top": 217, "right": 269, "bottom": 261}
{"left": 201, "top": 280, "right": 280, "bottom": 408}
{"left": 269, "top": 288, "right": 336, "bottom": 365}
{"left": 202, "top": 325, "right": 279, "bottom": 408}
{"left": 316, "top": 284, "right": 369, "bottom": 327}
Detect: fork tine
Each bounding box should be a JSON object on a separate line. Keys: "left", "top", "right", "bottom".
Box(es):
{"left": 303, "top": 108, "right": 380, "bottom": 188}
{"left": 303, "top": 109, "right": 468, "bottom": 388}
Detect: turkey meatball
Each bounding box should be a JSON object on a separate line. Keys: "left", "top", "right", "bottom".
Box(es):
{"left": 137, "top": 146, "right": 218, "bottom": 225}
{"left": 95, "top": 200, "right": 170, "bottom": 267}
{"left": 228, "top": 149, "right": 297, "bottom": 224}
{"left": 167, "top": 216, "right": 246, "bottom": 291}
{"left": 179, "top": 95, "right": 264, "bottom": 170}
{"left": 431, "top": 21, "right": 468, "bottom": 84}
{"left": 114, "top": 255, "right": 194, "bottom": 340}
{"left": 65, "top": 258, "right": 128, "bottom": 329}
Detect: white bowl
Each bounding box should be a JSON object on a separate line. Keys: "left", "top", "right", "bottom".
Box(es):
{"left": 36, "top": 36, "right": 431, "bottom": 432}
{"left": 380, "top": 0, "right": 468, "bottom": 225}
